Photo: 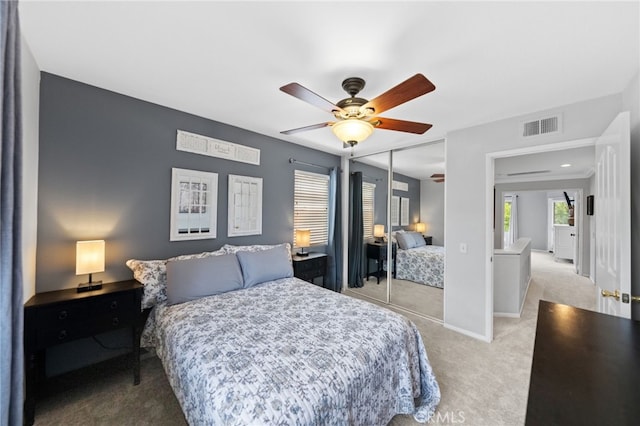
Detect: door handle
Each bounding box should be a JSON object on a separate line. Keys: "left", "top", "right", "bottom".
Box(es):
{"left": 632, "top": 295, "right": 640, "bottom": 303}
{"left": 601, "top": 289, "right": 620, "bottom": 300}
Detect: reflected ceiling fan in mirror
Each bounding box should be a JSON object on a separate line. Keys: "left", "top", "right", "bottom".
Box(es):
{"left": 280, "top": 74, "right": 435, "bottom": 148}
{"left": 430, "top": 173, "right": 445, "bottom": 183}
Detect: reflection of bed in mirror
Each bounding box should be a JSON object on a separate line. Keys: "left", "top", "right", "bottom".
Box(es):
{"left": 394, "top": 231, "right": 445, "bottom": 288}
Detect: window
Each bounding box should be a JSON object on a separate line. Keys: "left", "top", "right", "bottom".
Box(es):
{"left": 553, "top": 199, "right": 571, "bottom": 225}
{"left": 504, "top": 197, "right": 512, "bottom": 232}
{"left": 362, "top": 182, "right": 376, "bottom": 240}
{"left": 294, "top": 170, "right": 329, "bottom": 246}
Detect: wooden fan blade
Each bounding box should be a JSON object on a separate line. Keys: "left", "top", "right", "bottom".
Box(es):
{"left": 280, "top": 83, "right": 345, "bottom": 114}
{"left": 431, "top": 173, "right": 445, "bottom": 178}
{"left": 433, "top": 178, "right": 445, "bottom": 183}
{"left": 361, "top": 74, "right": 435, "bottom": 115}
{"left": 281, "top": 122, "right": 331, "bottom": 135}
{"left": 373, "top": 117, "right": 432, "bottom": 134}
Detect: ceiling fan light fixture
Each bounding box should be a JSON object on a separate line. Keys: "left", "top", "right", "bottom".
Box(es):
{"left": 331, "top": 119, "right": 374, "bottom": 146}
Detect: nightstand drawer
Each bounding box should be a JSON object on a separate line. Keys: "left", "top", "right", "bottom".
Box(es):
{"left": 92, "top": 310, "right": 136, "bottom": 333}
{"left": 90, "top": 293, "right": 136, "bottom": 334}
{"left": 295, "top": 258, "right": 326, "bottom": 273}
{"left": 91, "top": 293, "right": 135, "bottom": 314}
{"left": 37, "top": 323, "right": 88, "bottom": 348}
{"left": 36, "top": 303, "right": 88, "bottom": 325}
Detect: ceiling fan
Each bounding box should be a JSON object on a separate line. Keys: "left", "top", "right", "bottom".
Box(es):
{"left": 279, "top": 74, "right": 435, "bottom": 148}
{"left": 430, "top": 173, "right": 445, "bottom": 183}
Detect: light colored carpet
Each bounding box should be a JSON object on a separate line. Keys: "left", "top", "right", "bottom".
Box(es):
{"left": 34, "top": 251, "right": 595, "bottom": 425}
{"left": 348, "top": 278, "right": 444, "bottom": 320}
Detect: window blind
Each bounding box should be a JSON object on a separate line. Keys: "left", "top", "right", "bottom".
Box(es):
{"left": 362, "top": 182, "right": 376, "bottom": 240}
{"left": 294, "top": 170, "right": 330, "bottom": 246}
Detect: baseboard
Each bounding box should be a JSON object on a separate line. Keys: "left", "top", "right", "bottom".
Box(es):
{"left": 443, "top": 322, "right": 492, "bottom": 342}
{"left": 494, "top": 312, "right": 521, "bottom": 318}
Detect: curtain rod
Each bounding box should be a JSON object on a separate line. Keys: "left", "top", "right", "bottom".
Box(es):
{"left": 351, "top": 171, "right": 382, "bottom": 182}
{"left": 289, "top": 157, "right": 332, "bottom": 171}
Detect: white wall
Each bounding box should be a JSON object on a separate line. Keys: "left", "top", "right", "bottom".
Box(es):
{"left": 513, "top": 191, "right": 548, "bottom": 251}
{"left": 20, "top": 35, "right": 40, "bottom": 302}
{"left": 420, "top": 179, "right": 445, "bottom": 245}
{"left": 623, "top": 71, "right": 640, "bottom": 320}
{"left": 445, "top": 94, "right": 623, "bottom": 341}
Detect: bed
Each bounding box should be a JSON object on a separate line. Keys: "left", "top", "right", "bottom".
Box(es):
{"left": 127, "top": 243, "right": 441, "bottom": 425}
{"left": 394, "top": 232, "right": 445, "bottom": 289}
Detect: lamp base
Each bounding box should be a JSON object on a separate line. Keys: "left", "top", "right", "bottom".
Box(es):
{"left": 296, "top": 251, "right": 309, "bottom": 257}
{"left": 77, "top": 281, "right": 103, "bottom": 293}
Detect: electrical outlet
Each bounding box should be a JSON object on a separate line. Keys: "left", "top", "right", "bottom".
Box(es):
{"left": 460, "top": 243, "right": 467, "bottom": 254}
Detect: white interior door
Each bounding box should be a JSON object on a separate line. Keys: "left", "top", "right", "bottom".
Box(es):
{"left": 595, "top": 112, "right": 631, "bottom": 318}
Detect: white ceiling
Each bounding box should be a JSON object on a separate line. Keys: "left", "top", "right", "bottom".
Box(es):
{"left": 495, "top": 145, "right": 596, "bottom": 184}
{"left": 19, "top": 1, "right": 639, "bottom": 179}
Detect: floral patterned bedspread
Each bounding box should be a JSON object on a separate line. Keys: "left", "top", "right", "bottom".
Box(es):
{"left": 396, "top": 245, "right": 445, "bottom": 288}
{"left": 154, "top": 277, "right": 440, "bottom": 425}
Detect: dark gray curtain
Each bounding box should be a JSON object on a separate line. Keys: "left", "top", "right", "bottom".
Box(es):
{"left": 348, "top": 172, "right": 364, "bottom": 287}
{"left": 325, "top": 167, "right": 342, "bottom": 292}
{"left": 1, "top": 1, "right": 24, "bottom": 424}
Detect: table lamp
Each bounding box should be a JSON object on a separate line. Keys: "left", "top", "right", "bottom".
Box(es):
{"left": 415, "top": 222, "right": 427, "bottom": 235}
{"left": 373, "top": 224, "right": 385, "bottom": 242}
{"left": 76, "top": 240, "right": 105, "bottom": 292}
{"left": 295, "top": 229, "right": 311, "bottom": 256}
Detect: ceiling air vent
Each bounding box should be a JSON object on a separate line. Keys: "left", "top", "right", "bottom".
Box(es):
{"left": 521, "top": 114, "right": 562, "bottom": 137}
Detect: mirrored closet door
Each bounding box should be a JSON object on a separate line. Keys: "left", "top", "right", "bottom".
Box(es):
{"left": 347, "top": 152, "right": 390, "bottom": 303}
{"left": 389, "top": 142, "right": 446, "bottom": 320}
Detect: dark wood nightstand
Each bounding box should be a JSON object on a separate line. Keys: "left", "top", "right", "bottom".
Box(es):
{"left": 366, "top": 242, "right": 396, "bottom": 283}
{"left": 292, "top": 252, "right": 328, "bottom": 287}
{"left": 23, "top": 279, "right": 143, "bottom": 425}
{"left": 423, "top": 235, "right": 433, "bottom": 245}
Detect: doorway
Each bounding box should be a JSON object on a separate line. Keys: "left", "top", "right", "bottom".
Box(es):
{"left": 486, "top": 138, "right": 596, "bottom": 334}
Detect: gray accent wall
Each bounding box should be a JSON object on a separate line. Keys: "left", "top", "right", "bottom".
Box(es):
{"left": 392, "top": 171, "right": 421, "bottom": 230}
{"left": 420, "top": 179, "right": 445, "bottom": 246}
{"left": 348, "top": 160, "right": 421, "bottom": 233}
{"left": 37, "top": 73, "right": 340, "bottom": 293}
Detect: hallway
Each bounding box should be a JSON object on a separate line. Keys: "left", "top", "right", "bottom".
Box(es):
{"left": 528, "top": 250, "right": 597, "bottom": 312}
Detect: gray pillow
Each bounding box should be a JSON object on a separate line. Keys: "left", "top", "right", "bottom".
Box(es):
{"left": 410, "top": 232, "right": 426, "bottom": 247}
{"left": 166, "top": 254, "right": 243, "bottom": 305}
{"left": 396, "top": 232, "right": 414, "bottom": 250}
{"left": 236, "top": 245, "right": 293, "bottom": 287}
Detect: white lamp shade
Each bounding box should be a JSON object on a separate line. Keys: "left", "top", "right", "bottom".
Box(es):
{"left": 76, "top": 240, "right": 105, "bottom": 275}
{"left": 415, "top": 222, "right": 427, "bottom": 233}
{"left": 331, "top": 119, "right": 374, "bottom": 144}
{"left": 295, "top": 229, "right": 311, "bottom": 248}
{"left": 373, "top": 224, "right": 385, "bottom": 238}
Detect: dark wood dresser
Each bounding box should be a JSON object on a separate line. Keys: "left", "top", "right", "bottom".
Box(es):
{"left": 525, "top": 300, "right": 640, "bottom": 425}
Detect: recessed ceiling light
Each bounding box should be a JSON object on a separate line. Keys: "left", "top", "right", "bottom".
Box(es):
{"left": 560, "top": 163, "right": 572, "bottom": 168}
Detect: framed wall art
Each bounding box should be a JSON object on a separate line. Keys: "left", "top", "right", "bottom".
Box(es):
{"left": 228, "top": 174, "right": 263, "bottom": 237}
{"left": 401, "top": 197, "right": 410, "bottom": 226}
{"left": 391, "top": 195, "right": 400, "bottom": 227}
{"left": 170, "top": 168, "right": 218, "bottom": 241}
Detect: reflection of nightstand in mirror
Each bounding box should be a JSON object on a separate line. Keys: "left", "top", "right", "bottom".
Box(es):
{"left": 366, "top": 242, "right": 396, "bottom": 284}
{"left": 423, "top": 236, "right": 433, "bottom": 245}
